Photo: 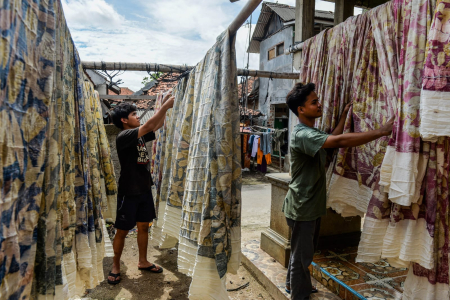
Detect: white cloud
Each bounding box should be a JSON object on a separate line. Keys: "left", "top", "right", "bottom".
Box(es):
{"left": 63, "top": 0, "right": 360, "bottom": 91}
{"left": 62, "top": 0, "right": 124, "bottom": 29}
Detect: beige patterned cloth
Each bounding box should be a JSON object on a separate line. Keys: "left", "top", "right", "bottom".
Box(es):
{"left": 0, "top": 1, "right": 116, "bottom": 299}
{"left": 153, "top": 30, "right": 241, "bottom": 299}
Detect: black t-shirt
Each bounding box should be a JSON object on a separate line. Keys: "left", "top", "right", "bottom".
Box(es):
{"left": 116, "top": 128, "right": 156, "bottom": 196}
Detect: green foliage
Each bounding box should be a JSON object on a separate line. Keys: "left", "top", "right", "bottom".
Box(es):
{"left": 141, "top": 72, "right": 163, "bottom": 86}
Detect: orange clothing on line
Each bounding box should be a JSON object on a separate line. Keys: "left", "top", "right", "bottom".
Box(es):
{"left": 257, "top": 138, "right": 272, "bottom": 165}
{"left": 244, "top": 153, "right": 251, "bottom": 168}
{"left": 257, "top": 139, "right": 263, "bottom": 164}
{"left": 243, "top": 134, "right": 248, "bottom": 153}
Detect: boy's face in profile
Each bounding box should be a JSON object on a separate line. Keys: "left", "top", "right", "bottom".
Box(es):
{"left": 297, "top": 91, "right": 323, "bottom": 119}
{"left": 121, "top": 111, "right": 141, "bottom": 129}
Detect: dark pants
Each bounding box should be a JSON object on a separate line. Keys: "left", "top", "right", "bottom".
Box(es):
{"left": 286, "top": 217, "right": 321, "bottom": 300}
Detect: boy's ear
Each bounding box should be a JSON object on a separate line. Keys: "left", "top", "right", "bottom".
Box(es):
{"left": 121, "top": 117, "right": 128, "bottom": 124}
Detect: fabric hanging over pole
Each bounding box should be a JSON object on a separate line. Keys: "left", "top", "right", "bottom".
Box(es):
{"left": 81, "top": 61, "right": 300, "bottom": 79}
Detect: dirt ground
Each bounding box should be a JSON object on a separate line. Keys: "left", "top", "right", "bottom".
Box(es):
{"left": 242, "top": 169, "right": 270, "bottom": 185}
{"left": 86, "top": 228, "right": 273, "bottom": 300}
{"left": 86, "top": 171, "right": 275, "bottom": 300}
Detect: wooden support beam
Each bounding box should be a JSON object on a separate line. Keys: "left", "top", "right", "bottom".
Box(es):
{"left": 295, "top": 0, "right": 316, "bottom": 43}
{"left": 99, "top": 95, "right": 157, "bottom": 100}
{"left": 292, "top": 0, "right": 315, "bottom": 66}
{"left": 82, "top": 61, "right": 299, "bottom": 80}
{"left": 334, "top": 0, "right": 355, "bottom": 25}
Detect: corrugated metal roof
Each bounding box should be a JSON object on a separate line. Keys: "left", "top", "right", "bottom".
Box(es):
{"left": 315, "top": 10, "right": 335, "bottom": 20}
{"left": 266, "top": 3, "right": 295, "bottom": 22}
{"left": 248, "top": 2, "right": 335, "bottom": 53}
{"left": 137, "top": 109, "right": 155, "bottom": 124}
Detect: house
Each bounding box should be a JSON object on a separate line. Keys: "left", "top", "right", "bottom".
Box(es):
{"left": 239, "top": 76, "right": 264, "bottom": 123}
{"left": 84, "top": 69, "right": 122, "bottom": 95}
{"left": 247, "top": 2, "right": 335, "bottom": 157}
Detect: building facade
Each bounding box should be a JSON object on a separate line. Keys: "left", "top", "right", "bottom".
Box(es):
{"left": 248, "top": 2, "right": 334, "bottom": 158}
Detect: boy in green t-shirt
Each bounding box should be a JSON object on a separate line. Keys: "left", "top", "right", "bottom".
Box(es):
{"left": 283, "top": 83, "right": 394, "bottom": 299}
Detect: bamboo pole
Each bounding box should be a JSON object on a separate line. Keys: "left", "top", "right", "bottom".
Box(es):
{"left": 228, "top": 0, "right": 263, "bottom": 36}
{"left": 82, "top": 61, "right": 299, "bottom": 80}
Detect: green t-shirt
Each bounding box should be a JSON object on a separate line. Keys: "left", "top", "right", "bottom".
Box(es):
{"left": 282, "top": 123, "right": 330, "bottom": 221}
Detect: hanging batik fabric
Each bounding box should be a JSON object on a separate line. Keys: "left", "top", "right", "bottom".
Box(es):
{"left": 151, "top": 93, "right": 166, "bottom": 214}
{"left": 0, "top": 0, "right": 116, "bottom": 299}
{"left": 356, "top": 0, "right": 432, "bottom": 266}
{"left": 420, "top": 1, "right": 450, "bottom": 141}
{"left": 299, "top": 7, "right": 392, "bottom": 218}
{"left": 401, "top": 1, "right": 450, "bottom": 298}
{"left": 152, "top": 30, "right": 241, "bottom": 299}
{"left": 298, "top": 0, "right": 450, "bottom": 298}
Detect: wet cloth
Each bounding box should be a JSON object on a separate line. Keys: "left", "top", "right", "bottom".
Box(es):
{"left": 152, "top": 30, "right": 241, "bottom": 299}
{"left": 419, "top": 1, "right": 450, "bottom": 141}
{"left": 251, "top": 136, "right": 260, "bottom": 157}
{"left": 282, "top": 123, "right": 329, "bottom": 222}
{"left": 256, "top": 138, "right": 272, "bottom": 166}
{"left": 257, "top": 155, "right": 268, "bottom": 173}
{"left": 262, "top": 132, "right": 272, "bottom": 155}
{"left": 248, "top": 135, "right": 255, "bottom": 153}
{"left": 299, "top": 0, "right": 450, "bottom": 297}
{"left": 0, "top": 1, "right": 116, "bottom": 298}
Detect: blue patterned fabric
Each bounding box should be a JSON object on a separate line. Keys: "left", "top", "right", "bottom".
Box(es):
{"left": 0, "top": 1, "right": 117, "bottom": 298}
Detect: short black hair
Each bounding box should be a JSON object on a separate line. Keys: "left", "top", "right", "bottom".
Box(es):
{"left": 286, "top": 83, "right": 316, "bottom": 116}
{"left": 111, "top": 102, "right": 136, "bottom": 129}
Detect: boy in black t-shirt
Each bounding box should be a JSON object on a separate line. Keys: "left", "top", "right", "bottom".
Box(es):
{"left": 107, "top": 92, "right": 174, "bottom": 285}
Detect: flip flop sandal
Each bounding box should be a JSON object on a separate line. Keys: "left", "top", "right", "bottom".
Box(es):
{"left": 138, "top": 264, "right": 163, "bottom": 273}
{"left": 107, "top": 272, "right": 121, "bottom": 285}
{"left": 285, "top": 287, "right": 291, "bottom": 294}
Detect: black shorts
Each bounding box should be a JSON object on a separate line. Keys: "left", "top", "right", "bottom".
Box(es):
{"left": 114, "top": 190, "right": 156, "bottom": 231}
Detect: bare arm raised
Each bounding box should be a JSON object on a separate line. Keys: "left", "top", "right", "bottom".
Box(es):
{"left": 331, "top": 102, "right": 352, "bottom": 136}
{"left": 138, "top": 92, "right": 174, "bottom": 138}
{"left": 323, "top": 116, "right": 394, "bottom": 149}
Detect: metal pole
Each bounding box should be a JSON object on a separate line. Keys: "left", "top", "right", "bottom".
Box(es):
{"left": 285, "top": 42, "right": 305, "bottom": 55}
{"left": 228, "top": 0, "right": 262, "bottom": 36}
{"left": 81, "top": 61, "right": 299, "bottom": 79}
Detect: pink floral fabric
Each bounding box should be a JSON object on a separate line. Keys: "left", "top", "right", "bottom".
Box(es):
{"left": 299, "top": 0, "right": 450, "bottom": 295}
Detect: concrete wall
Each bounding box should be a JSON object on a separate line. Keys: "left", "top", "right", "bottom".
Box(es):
{"left": 259, "top": 26, "right": 295, "bottom": 124}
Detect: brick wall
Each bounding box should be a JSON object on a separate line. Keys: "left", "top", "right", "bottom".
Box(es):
{"left": 267, "top": 105, "right": 276, "bottom": 128}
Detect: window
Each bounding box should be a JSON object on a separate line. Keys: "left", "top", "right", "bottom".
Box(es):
{"left": 276, "top": 43, "right": 284, "bottom": 56}
{"left": 268, "top": 42, "right": 285, "bottom": 60}
{"left": 268, "top": 48, "right": 276, "bottom": 60}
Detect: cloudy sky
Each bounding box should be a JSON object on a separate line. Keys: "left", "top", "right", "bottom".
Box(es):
{"left": 63, "top": 0, "right": 361, "bottom": 91}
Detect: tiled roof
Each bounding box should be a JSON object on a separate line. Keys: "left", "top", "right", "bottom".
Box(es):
{"left": 240, "top": 106, "right": 264, "bottom": 117}
{"left": 238, "top": 77, "right": 257, "bottom": 99}
{"left": 109, "top": 75, "right": 181, "bottom": 110}
{"left": 134, "top": 74, "right": 180, "bottom": 96}
{"left": 108, "top": 87, "right": 135, "bottom": 95}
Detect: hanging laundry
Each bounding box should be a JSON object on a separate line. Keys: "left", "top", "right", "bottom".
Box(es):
{"left": 356, "top": 0, "right": 432, "bottom": 267}
{"left": 298, "top": 0, "right": 450, "bottom": 297}
{"left": 420, "top": 0, "right": 450, "bottom": 141}
{"left": 300, "top": 9, "right": 389, "bottom": 217}
{"left": 261, "top": 132, "right": 272, "bottom": 155}
{"left": 0, "top": 1, "right": 116, "bottom": 299}
{"left": 152, "top": 29, "right": 241, "bottom": 299}
{"left": 251, "top": 135, "right": 260, "bottom": 158}
{"left": 248, "top": 135, "right": 255, "bottom": 154}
